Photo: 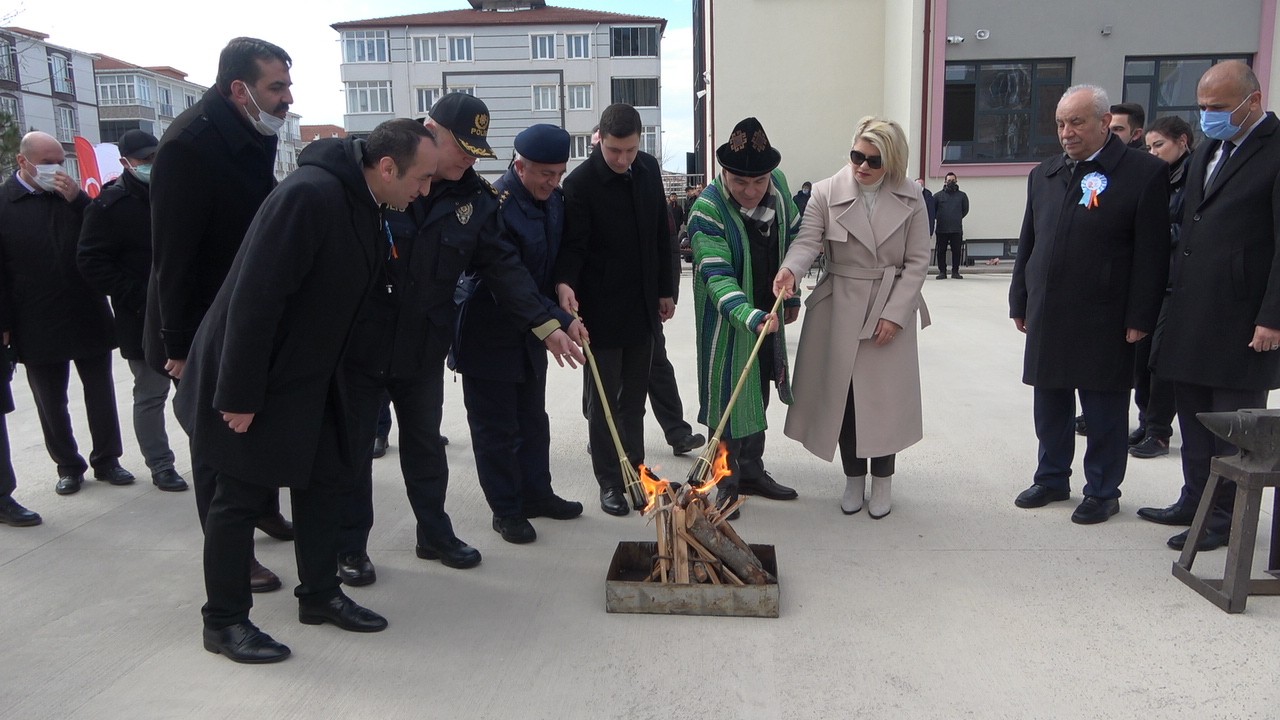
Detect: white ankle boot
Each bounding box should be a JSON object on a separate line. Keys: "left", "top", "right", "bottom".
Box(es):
{"left": 869, "top": 475, "right": 892, "bottom": 519}
{"left": 841, "top": 475, "right": 865, "bottom": 515}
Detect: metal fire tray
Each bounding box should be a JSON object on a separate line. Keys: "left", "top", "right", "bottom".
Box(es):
{"left": 604, "top": 541, "right": 779, "bottom": 618}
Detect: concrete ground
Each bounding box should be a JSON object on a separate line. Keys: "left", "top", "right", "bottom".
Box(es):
{"left": 2, "top": 268, "right": 1278, "bottom": 720}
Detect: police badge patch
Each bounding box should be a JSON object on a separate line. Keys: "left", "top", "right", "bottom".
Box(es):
{"left": 456, "top": 202, "right": 474, "bottom": 225}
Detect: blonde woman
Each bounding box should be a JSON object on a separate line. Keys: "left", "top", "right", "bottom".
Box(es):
{"left": 773, "top": 117, "right": 931, "bottom": 518}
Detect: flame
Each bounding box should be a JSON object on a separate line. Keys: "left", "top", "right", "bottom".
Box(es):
{"left": 692, "top": 441, "right": 733, "bottom": 495}
{"left": 637, "top": 464, "right": 669, "bottom": 513}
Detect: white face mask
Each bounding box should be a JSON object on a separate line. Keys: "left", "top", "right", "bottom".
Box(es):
{"left": 34, "top": 163, "right": 63, "bottom": 192}
{"left": 241, "top": 83, "right": 285, "bottom": 137}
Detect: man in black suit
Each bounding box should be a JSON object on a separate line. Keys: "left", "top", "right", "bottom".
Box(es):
{"left": 175, "top": 119, "right": 438, "bottom": 664}
{"left": 1010, "top": 84, "right": 1169, "bottom": 525}
{"left": 1143, "top": 61, "right": 1280, "bottom": 552}
{"left": 555, "top": 103, "right": 675, "bottom": 517}
{"left": 149, "top": 37, "right": 295, "bottom": 591}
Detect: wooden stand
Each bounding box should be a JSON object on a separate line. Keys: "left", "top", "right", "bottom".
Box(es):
{"left": 1172, "top": 457, "right": 1280, "bottom": 613}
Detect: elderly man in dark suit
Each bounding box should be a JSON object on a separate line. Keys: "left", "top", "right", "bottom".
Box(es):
{"left": 0, "top": 131, "right": 132, "bottom": 496}
{"left": 1010, "top": 84, "right": 1169, "bottom": 525}
{"left": 1142, "top": 61, "right": 1280, "bottom": 552}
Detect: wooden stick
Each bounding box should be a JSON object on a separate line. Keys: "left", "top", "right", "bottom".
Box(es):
{"left": 687, "top": 510, "right": 775, "bottom": 585}
{"left": 673, "top": 504, "right": 690, "bottom": 584}
{"left": 573, "top": 311, "right": 645, "bottom": 507}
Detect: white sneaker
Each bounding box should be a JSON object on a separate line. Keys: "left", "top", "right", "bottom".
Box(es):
{"left": 841, "top": 475, "right": 865, "bottom": 515}
{"left": 869, "top": 475, "right": 893, "bottom": 519}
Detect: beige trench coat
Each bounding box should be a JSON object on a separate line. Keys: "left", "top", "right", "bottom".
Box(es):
{"left": 780, "top": 165, "right": 931, "bottom": 461}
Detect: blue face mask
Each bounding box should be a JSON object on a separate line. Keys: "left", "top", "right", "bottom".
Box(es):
{"left": 1200, "top": 96, "right": 1250, "bottom": 141}
{"left": 130, "top": 163, "right": 152, "bottom": 184}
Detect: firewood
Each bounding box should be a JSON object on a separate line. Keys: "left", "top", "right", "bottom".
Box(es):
{"left": 716, "top": 516, "right": 752, "bottom": 553}
{"left": 687, "top": 511, "right": 775, "bottom": 585}
{"left": 692, "top": 562, "right": 710, "bottom": 583}
{"left": 673, "top": 505, "right": 691, "bottom": 584}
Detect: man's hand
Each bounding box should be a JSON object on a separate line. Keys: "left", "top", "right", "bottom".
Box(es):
{"left": 756, "top": 313, "right": 780, "bottom": 335}
{"left": 556, "top": 283, "right": 578, "bottom": 314}
{"left": 773, "top": 268, "right": 796, "bottom": 300}
{"left": 1013, "top": 318, "right": 1027, "bottom": 333}
{"left": 545, "top": 329, "right": 586, "bottom": 368}
{"left": 1248, "top": 325, "right": 1280, "bottom": 353}
{"left": 873, "top": 318, "right": 902, "bottom": 347}
{"left": 52, "top": 170, "right": 79, "bottom": 202}
{"left": 566, "top": 318, "right": 589, "bottom": 346}
{"left": 1125, "top": 328, "right": 1148, "bottom": 343}
{"left": 221, "top": 411, "right": 255, "bottom": 433}
{"left": 784, "top": 306, "right": 800, "bottom": 325}
{"left": 165, "top": 358, "right": 186, "bottom": 380}
{"left": 658, "top": 297, "right": 675, "bottom": 321}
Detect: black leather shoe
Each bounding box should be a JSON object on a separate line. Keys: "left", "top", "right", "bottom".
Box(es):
{"left": 337, "top": 552, "right": 377, "bottom": 587}
{"left": 203, "top": 622, "right": 290, "bottom": 664}
{"left": 55, "top": 473, "right": 84, "bottom": 495}
{"left": 0, "top": 496, "right": 41, "bottom": 527}
{"left": 599, "top": 487, "right": 630, "bottom": 516}
{"left": 1074, "top": 415, "right": 1087, "bottom": 436}
{"left": 256, "top": 513, "right": 295, "bottom": 541}
{"left": 738, "top": 473, "right": 798, "bottom": 501}
{"left": 250, "top": 559, "right": 282, "bottom": 593}
{"left": 93, "top": 465, "right": 135, "bottom": 485}
{"left": 1014, "top": 484, "right": 1070, "bottom": 508}
{"left": 152, "top": 468, "right": 188, "bottom": 492}
{"left": 952, "top": 273, "right": 964, "bottom": 279}
{"left": 371, "top": 436, "right": 389, "bottom": 459}
{"left": 1071, "top": 496, "right": 1120, "bottom": 524}
{"left": 416, "top": 536, "right": 482, "bottom": 569}
{"left": 1137, "top": 503, "right": 1196, "bottom": 526}
{"left": 1129, "top": 436, "right": 1170, "bottom": 459}
{"left": 670, "top": 433, "right": 706, "bottom": 456}
{"left": 524, "top": 494, "right": 583, "bottom": 520}
{"left": 299, "top": 593, "right": 387, "bottom": 632}
{"left": 493, "top": 516, "right": 537, "bottom": 544}
{"left": 716, "top": 486, "right": 741, "bottom": 521}
{"left": 1168, "top": 528, "right": 1230, "bottom": 552}
{"left": 1128, "top": 427, "right": 1146, "bottom": 446}
{"left": 440, "top": 434, "right": 449, "bottom": 446}
{"left": 935, "top": 273, "right": 947, "bottom": 279}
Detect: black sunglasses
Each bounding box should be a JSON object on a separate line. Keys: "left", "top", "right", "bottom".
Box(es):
{"left": 850, "top": 150, "right": 884, "bottom": 170}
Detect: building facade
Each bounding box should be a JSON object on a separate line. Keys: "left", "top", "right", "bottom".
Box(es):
{"left": 332, "top": 0, "right": 666, "bottom": 177}
{"left": 696, "top": 0, "right": 1280, "bottom": 257}
{"left": 1, "top": 26, "right": 101, "bottom": 182}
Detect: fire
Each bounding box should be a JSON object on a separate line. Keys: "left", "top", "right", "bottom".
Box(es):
{"left": 637, "top": 464, "right": 669, "bottom": 513}
{"left": 692, "top": 441, "right": 732, "bottom": 495}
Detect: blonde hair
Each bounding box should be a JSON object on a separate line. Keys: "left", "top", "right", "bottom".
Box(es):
{"left": 851, "top": 116, "right": 908, "bottom": 184}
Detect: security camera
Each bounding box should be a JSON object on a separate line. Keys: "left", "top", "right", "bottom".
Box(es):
{"left": 975, "top": 29, "right": 991, "bottom": 40}
{"left": 946, "top": 35, "right": 965, "bottom": 44}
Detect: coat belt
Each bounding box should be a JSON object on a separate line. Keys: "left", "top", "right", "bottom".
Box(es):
{"left": 820, "top": 260, "right": 930, "bottom": 339}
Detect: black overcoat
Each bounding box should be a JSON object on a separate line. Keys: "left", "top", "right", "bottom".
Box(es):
{"left": 0, "top": 176, "right": 115, "bottom": 364}
{"left": 1010, "top": 134, "right": 1170, "bottom": 391}
{"left": 77, "top": 171, "right": 152, "bottom": 359}
{"left": 1153, "top": 113, "right": 1280, "bottom": 391}
{"left": 145, "top": 87, "right": 278, "bottom": 371}
{"left": 554, "top": 148, "right": 673, "bottom": 348}
{"left": 173, "top": 138, "right": 379, "bottom": 489}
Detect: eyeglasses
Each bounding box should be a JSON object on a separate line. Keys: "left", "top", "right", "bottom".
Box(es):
{"left": 850, "top": 150, "right": 884, "bottom": 170}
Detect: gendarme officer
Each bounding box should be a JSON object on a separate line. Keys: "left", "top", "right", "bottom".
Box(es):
{"left": 336, "top": 95, "right": 583, "bottom": 585}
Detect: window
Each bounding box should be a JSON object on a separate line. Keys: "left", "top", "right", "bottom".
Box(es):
{"left": 158, "top": 86, "right": 174, "bottom": 117}
{"left": 343, "top": 31, "right": 388, "bottom": 63}
{"left": 568, "top": 84, "right": 592, "bottom": 110}
{"left": 98, "top": 74, "right": 135, "bottom": 105}
{"left": 345, "top": 81, "right": 392, "bottom": 114}
{"left": 0, "top": 94, "right": 21, "bottom": 128}
{"left": 566, "top": 33, "right": 590, "bottom": 60}
{"left": 641, "top": 125, "right": 659, "bottom": 156}
{"left": 0, "top": 38, "right": 15, "bottom": 82}
{"left": 1123, "top": 54, "right": 1251, "bottom": 141}
{"left": 49, "top": 53, "right": 73, "bottom": 94}
{"left": 571, "top": 134, "right": 592, "bottom": 159}
{"left": 62, "top": 156, "right": 79, "bottom": 184}
{"left": 448, "top": 36, "right": 473, "bottom": 62}
{"left": 532, "top": 85, "right": 558, "bottom": 111}
{"left": 413, "top": 37, "right": 438, "bottom": 63}
{"left": 54, "top": 104, "right": 77, "bottom": 143}
{"left": 942, "top": 59, "right": 1070, "bottom": 164}
{"left": 416, "top": 87, "right": 441, "bottom": 114}
{"left": 448, "top": 86, "right": 476, "bottom": 96}
{"left": 531, "top": 34, "right": 555, "bottom": 60}
{"left": 611, "top": 27, "right": 658, "bottom": 57}
{"left": 611, "top": 78, "right": 659, "bottom": 107}
{"left": 185, "top": 93, "right": 199, "bottom": 109}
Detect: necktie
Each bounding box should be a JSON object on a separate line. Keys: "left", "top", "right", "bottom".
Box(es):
{"left": 1205, "top": 141, "right": 1236, "bottom": 192}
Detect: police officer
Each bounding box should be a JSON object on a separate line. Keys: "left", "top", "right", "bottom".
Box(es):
{"left": 454, "top": 125, "right": 587, "bottom": 545}
{"left": 336, "top": 95, "right": 584, "bottom": 583}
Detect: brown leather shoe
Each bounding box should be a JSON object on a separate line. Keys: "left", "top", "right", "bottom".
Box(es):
{"left": 250, "top": 559, "right": 282, "bottom": 593}
{"left": 256, "top": 513, "right": 294, "bottom": 541}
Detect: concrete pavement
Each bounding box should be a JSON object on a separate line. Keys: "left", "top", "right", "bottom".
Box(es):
{"left": 2, "top": 270, "right": 1277, "bottom": 719}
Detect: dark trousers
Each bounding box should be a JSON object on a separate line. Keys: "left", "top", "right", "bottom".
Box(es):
{"left": 837, "top": 383, "right": 895, "bottom": 477}
{"left": 375, "top": 394, "right": 393, "bottom": 439}
{"left": 462, "top": 372, "right": 554, "bottom": 519}
{"left": 648, "top": 325, "right": 693, "bottom": 444}
{"left": 724, "top": 335, "right": 776, "bottom": 489}
{"left": 340, "top": 350, "right": 453, "bottom": 553}
{"left": 1172, "top": 382, "right": 1268, "bottom": 532}
{"left": 24, "top": 353, "right": 123, "bottom": 476}
{"left": 0, "top": 414, "right": 16, "bottom": 497}
{"left": 585, "top": 338, "right": 653, "bottom": 490}
{"left": 202, "top": 471, "right": 343, "bottom": 630}
{"left": 1132, "top": 301, "right": 1176, "bottom": 440}
{"left": 1032, "top": 387, "right": 1129, "bottom": 499}
{"left": 935, "top": 232, "right": 963, "bottom": 275}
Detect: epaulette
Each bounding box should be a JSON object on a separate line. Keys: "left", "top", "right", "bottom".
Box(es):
{"left": 93, "top": 180, "right": 128, "bottom": 209}
{"left": 480, "top": 175, "right": 499, "bottom": 196}
{"left": 497, "top": 189, "right": 512, "bottom": 207}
